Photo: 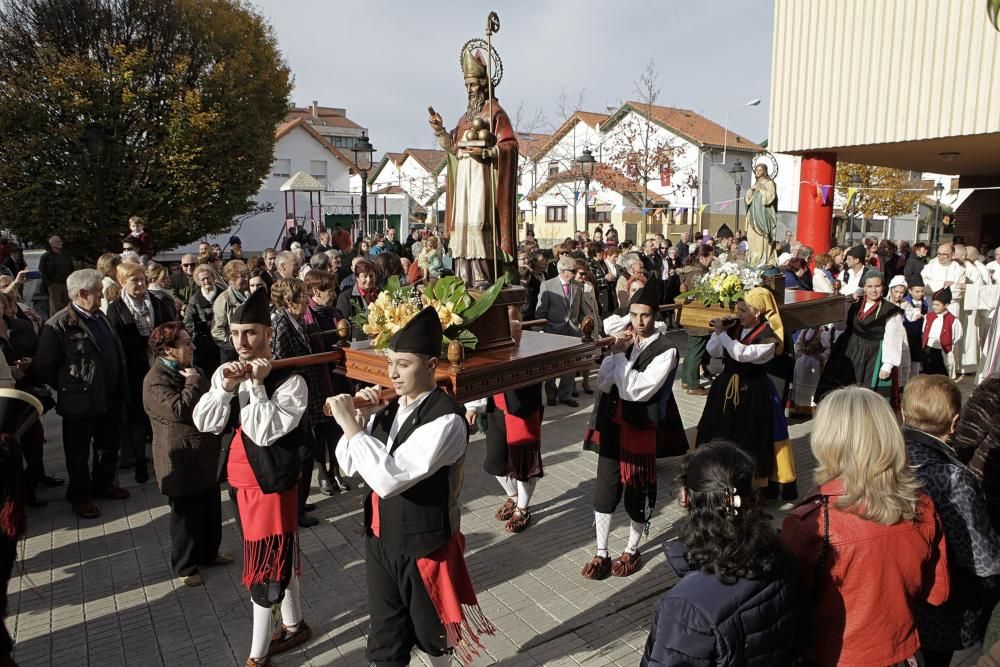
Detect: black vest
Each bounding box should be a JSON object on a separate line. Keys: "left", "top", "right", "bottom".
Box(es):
{"left": 364, "top": 388, "right": 468, "bottom": 557}
{"left": 217, "top": 368, "right": 305, "bottom": 494}
{"left": 593, "top": 334, "right": 676, "bottom": 431}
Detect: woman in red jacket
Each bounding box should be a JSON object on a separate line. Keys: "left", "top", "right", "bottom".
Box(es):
{"left": 782, "top": 386, "right": 950, "bottom": 666}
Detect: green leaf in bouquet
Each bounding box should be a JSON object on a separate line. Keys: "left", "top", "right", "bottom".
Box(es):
{"left": 385, "top": 275, "right": 402, "bottom": 293}
{"left": 461, "top": 275, "right": 507, "bottom": 325}
{"left": 423, "top": 281, "right": 436, "bottom": 301}
{"left": 456, "top": 328, "right": 478, "bottom": 350}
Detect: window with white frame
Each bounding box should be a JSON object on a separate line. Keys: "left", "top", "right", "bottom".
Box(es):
{"left": 273, "top": 159, "right": 291, "bottom": 178}
{"left": 310, "top": 160, "right": 328, "bottom": 186}
{"left": 548, "top": 161, "right": 559, "bottom": 177}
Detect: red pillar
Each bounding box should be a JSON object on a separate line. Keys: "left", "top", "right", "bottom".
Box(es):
{"left": 797, "top": 152, "right": 836, "bottom": 253}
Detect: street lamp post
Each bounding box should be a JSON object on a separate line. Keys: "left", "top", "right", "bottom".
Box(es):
{"left": 82, "top": 124, "right": 109, "bottom": 253}
{"left": 576, "top": 147, "right": 595, "bottom": 236}
{"left": 848, "top": 173, "right": 863, "bottom": 245}
{"left": 352, "top": 131, "right": 376, "bottom": 237}
{"left": 721, "top": 98, "right": 761, "bottom": 165}
{"left": 932, "top": 180, "right": 944, "bottom": 251}
{"left": 689, "top": 177, "right": 698, "bottom": 240}
{"left": 729, "top": 159, "right": 746, "bottom": 233}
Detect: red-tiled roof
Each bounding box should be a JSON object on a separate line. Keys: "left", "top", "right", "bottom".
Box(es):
{"left": 525, "top": 163, "right": 668, "bottom": 206}
{"left": 286, "top": 105, "right": 363, "bottom": 130}
{"left": 274, "top": 117, "right": 356, "bottom": 170}
{"left": 404, "top": 148, "right": 447, "bottom": 174}
{"left": 604, "top": 102, "right": 762, "bottom": 152}
{"left": 529, "top": 111, "right": 610, "bottom": 161}
{"left": 517, "top": 132, "right": 550, "bottom": 158}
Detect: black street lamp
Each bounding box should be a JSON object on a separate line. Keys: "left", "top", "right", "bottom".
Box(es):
{"left": 688, "top": 176, "right": 699, "bottom": 239}
{"left": 82, "top": 123, "right": 109, "bottom": 253}
{"left": 848, "top": 173, "right": 863, "bottom": 244}
{"left": 576, "top": 147, "right": 595, "bottom": 235}
{"left": 352, "top": 131, "right": 376, "bottom": 236}
{"left": 730, "top": 159, "right": 746, "bottom": 233}
{"left": 932, "top": 180, "right": 944, "bottom": 251}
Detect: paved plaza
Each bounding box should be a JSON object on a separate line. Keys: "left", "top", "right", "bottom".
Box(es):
{"left": 7, "top": 332, "right": 983, "bottom": 666}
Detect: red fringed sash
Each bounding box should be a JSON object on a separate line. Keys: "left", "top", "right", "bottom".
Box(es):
{"left": 493, "top": 393, "right": 543, "bottom": 479}
{"left": 228, "top": 428, "right": 300, "bottom": 589}
{"left": 611, "top": 402, "right": 657, "bottom": 487}
{"left": 372, "top": 494, "right": 494, "bottom": 664}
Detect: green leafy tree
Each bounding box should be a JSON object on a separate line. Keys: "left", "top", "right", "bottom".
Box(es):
{"left": 835, "top": 162, "right": 923, "bottom": 220}
{"left": 0, "top": 0, "right": 291, "bottom": 259}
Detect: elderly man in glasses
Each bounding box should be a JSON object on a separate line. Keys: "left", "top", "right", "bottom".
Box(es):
{"left": 921, "top": 242, "right": 965, "bottom": 317}
{"left": 170, "top": 254, "right": 200, "bottom": 308}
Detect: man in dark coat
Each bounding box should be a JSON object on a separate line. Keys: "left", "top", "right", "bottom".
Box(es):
{"left": 35, "top": 269, "right": 130, "bottom": 519}
{"left": 905, "top": 242, "right": 930, "bottom": 287}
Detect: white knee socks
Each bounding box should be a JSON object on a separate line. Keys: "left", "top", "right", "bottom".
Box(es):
{"left": 496, "top": 475, "right": 517, "bottom": 498}
{"left": 280, "top": 572, "right": 302, "bottom": 631}
{"left": 424, "top": 651, "right": 452, "bottom": 666}
{"left": 595, "top": 511, "right": 612, "bottom": 558}
{"left": 625, "top": 520, "right": 644, "bottom": 554}
{"left": 249, "top": 600, "right": 274, "bottom": 659}
{"left": 516, "top": 479, "right": 536, "bottom": 510}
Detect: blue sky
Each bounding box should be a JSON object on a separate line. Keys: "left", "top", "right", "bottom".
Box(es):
{"left": 250, "top": 0, "right": 775, "bottom": 156}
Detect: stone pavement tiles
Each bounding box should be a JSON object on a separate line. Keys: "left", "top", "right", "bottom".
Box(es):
{"left": 9, "top": 333, "right": 983, "bottom": 666}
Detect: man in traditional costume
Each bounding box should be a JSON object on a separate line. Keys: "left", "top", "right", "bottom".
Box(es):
{"left": 329, "top": 307, "right": 494, "bottom": 666}
{"left": 816, "top": 272, "right": 906, "bottom": 410}
{"left": 581, "top": 279, "right": 684, "bottom": 580}
{"left": 838, "top": 245, "right": 873, "bottom": 297}
{"left": 429, "top": 44, "right": 518, "bottom": 287}
{"left": 465, "top": 384, "right": 544, "bottom": 533}
{"left": 192, "top": 287, "right": 311, "bottom": 667}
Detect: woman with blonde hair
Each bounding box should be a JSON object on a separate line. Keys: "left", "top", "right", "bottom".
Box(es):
{"left": 96, "top": 252, "right": 122, "bottom": 312}
{"left": 210, "top": 259, "right": 248, "bottom": 363}
{"left": 184, "top": 264, "right": 222, "bottom": 375}
{"left": 696, "top": 287, "right": 797, "bottom": 500}
{"left": 145, "top": 262, "right": 184, "bottom": 316}
{"left": 782, "top": 386, "right": 950, "bottom": 667}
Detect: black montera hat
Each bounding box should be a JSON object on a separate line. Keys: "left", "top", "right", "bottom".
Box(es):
{"left": 231, "top": 287, "right": 271, "bottom": 326}
{"left": 388, "top": 306, "right": 442, "bottom": 357}
{"left": 716, "top": 224, "right": 734, "bottom": 239}
{"left": 630, "top": 274, "right": 661, "bottom": 310}
{"left": 932, "top": 287, "right": 952, "bottom": 305}
{"left": 846, "top": 245, "right": 867, "bottom": 261}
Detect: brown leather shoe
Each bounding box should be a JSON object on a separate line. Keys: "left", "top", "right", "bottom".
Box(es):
{"left": 94, "top": 485, "right": 130, "bottom": 500}
{"left": 686, "top": 388, "right": 709, "bottom": 396}
{"left": 612, "top": 550, "right": 643, "bottom": 577}
{"left": 505, "top": 510, "right": 530, "bottom": 534}
{"left": 581, "top": 555, "right": 612, "bottom": 580}
{"left": 494, "top": 497, "right": 516, "bottom": 521}
{"left": 245, "top": 657, "right": 271, "bottom": 667}
{"left": 72, "top": 500, "right": 101, "bottom": 519}
{"left": 269, "top": 620, "right": 312, "bottom": 656}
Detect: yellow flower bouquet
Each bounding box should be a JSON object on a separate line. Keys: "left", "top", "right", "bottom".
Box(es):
{"left": 350, "top": 275, "right": 506, "bottom": 352}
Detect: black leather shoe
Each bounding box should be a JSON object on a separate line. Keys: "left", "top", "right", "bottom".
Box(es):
{"left": 547, "top": 399, "right": 557, "bottom": 407}
{"left": 134, "top": 468, "right": 149, "bottom": 484}
{"left": 560, "top": 399, "right": 580, "bottom": 408}
{"left": 35, "top": 475, "right": 64, "bottom": 488}
{"left": 303, "top": 503, "right": 317, "bottom": 512}
{"left": 298, "top": 514, "right": 319, "bottom": 528}
{"left": 319, "top": 480, "right": 335, "bottom": 496}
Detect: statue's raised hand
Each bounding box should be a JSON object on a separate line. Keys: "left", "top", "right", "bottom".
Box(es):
{"left": 428, "top": 106, "right": 445, "bottom": 134}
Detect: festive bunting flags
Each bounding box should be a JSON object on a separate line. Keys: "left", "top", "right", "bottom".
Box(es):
{"left": 699, "top": 204, "right": 708, "bottom": 214}
{"left": 847, "top": 187, "right": 858, "bottom": 206}
{"left": 718, "top": 200, "right": 731, "bottom": 211}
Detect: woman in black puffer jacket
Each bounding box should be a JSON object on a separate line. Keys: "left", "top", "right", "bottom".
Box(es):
{"left": 641, "top": 441, "right": 803, "bottom": 666}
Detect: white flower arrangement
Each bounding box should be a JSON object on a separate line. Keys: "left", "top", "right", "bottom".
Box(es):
{"left": 682, "top": 261, "right": 764, "bottom": 308}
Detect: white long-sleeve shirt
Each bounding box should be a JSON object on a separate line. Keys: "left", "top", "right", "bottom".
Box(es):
{"left": 595, "top": 332, "right": 677, "bottom": 401}
{"left": 192, "top": 365, "right": 307, "bottom": 446}
{"left": 707, "top": 328, "right": 776, "bottom": 364}
{"left": 337, "top": 390, "right": 467, "bottom": 499}
{"left": 925, "top": 313, "right": 964, "bottom": 350}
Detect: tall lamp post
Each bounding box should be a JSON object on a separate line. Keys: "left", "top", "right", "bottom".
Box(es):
{"left": 689, "top": 176, "right": 699, "bottom": 240}
{"left": 576, "top": 148, "right": 595, "bottom": 235}
{"left": 352, "top": 131, "right": 375, "bottom": 236}
{"left": 848, "top": 173, "right": 863, "bottom": 245}
{"left": 729, "top": 159, "right": 746, "bottom": 233}
{"left": 931, "top": 180, "right": 944, "bottom": 251}
{"left": 720, "top": 98, "right": 761, "bottom": 165}
{"left": 82, "top": 124, "right": 109, "bottom": 253}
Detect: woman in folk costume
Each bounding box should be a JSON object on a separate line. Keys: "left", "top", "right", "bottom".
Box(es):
{"left": 192, "top": 287, "right": 312, "bottom": 667}
{"left": 815, "top": 272, "right": 906, "bottom": 411}
{"left": 922, "top": 287, "right": 964, "bottom": 379}
{"left": 696, "top": 287, "right": 797, "bottom": 501}
{"left": 329, "top": 307, "right": 494, "bottom": 666}
{"left": 581, "top": 277, "right": 685, "bottom": 581}
{"left": 465, "top": 384, "right": 544, "bottom": 534}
